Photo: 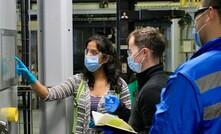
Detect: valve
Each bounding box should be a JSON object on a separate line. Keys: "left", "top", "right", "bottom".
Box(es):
{"left": 0, "top": 107, "right": 18, "bottom": 122}
{"left": 0, "top": 121, "right": 8, "bottom": 134}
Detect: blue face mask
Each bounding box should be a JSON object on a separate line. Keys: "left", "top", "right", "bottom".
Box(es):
{"left": 127, "top": 49, "right": 145, "bottom": 73}
{"left": 193, "top": 27, "right": 202, "bottom": 47}
{"left": 193, "top": 10, "right": 208, "bottom": 47}
{"left": 84, "top": 56, "right": 101, "bottom": 72}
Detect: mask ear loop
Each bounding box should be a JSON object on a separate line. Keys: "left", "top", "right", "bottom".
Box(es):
{"left": 140, "top": 57, "right": 145, "bottom": 64}
{"left": 138, "top": 48, "right": 148, "bottom": 68}
{"left": 140, "top": 48, "right": 149, "bottom": 64}
{"left": 140, "top": 48, "right": 152, "bottom": 65}
{"left": 195, "top": 10, "right": 209, "bottom": 33}
{"left": 137, "top": 48, "right": 148, "bottom": 72}
{"left": 134, "top": 48, "right": 144, "bottom": 58}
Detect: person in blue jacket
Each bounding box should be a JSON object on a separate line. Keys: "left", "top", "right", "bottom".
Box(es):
{"left": 149, "top": 0, "right": 221, "bottom": 133}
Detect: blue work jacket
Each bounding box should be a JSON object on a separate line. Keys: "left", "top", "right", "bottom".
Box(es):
{"left": 149, "top": 37, "right": 221, "bottom": 134}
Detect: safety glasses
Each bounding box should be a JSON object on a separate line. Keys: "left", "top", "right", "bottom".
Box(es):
{"left": 127, "top": 49, "right": 133, "bottom": 56}
{"left": 84, "top": 49, "right": 101, "bottom": 56}
{"left": 194, "top": 6, "right": 220, "bottom": 19}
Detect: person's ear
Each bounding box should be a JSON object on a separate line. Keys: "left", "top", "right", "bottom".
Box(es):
{"left": 102, "top": 55, "right": 110, "bottom": 63}
{"left": 142, "top": 48, "right": 149, "bottom": 56}
{"left": 206, "top": 6, "right": 216, "bottom": 22}
{"left": 143, "top": 48, "right": 147, "bottom": 54}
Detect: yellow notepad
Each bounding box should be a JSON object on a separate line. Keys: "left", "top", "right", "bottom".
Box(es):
{"left": 92, "top": 111, "right": 137, "bottom": 134}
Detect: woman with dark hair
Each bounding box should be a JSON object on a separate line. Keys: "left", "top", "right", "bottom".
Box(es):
{"left": 14, "top": 34, "right": 131, "bottom": 134}
{"left": 84, "top": 35, "right": 122, "bottom": 95}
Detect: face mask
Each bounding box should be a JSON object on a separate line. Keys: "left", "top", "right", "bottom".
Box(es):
{"left": 84, "top": 56, "right": 101, "bottom": 72}
{"left": 193, "top": 10, "right": 208, "bottom": 47}
{"left": 193, "top": 27, "right": 202, "bottom": 47}
{"left": 127, "top": 49, "right": 145, "bottom": 73}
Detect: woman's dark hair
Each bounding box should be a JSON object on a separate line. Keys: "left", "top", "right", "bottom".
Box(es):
{"left": 83, "top": 34, "right": 122, "bottom": 94}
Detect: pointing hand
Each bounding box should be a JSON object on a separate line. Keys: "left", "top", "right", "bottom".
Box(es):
{"left": 14, "top": 57, "right": 37, "bottom": 84}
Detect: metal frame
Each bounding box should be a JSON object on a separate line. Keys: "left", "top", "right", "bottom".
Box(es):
{"left": 37, "top": 0, "right": 73, "bottom": 133}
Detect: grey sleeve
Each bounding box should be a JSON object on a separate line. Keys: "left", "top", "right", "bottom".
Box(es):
{"left": 44, "top": 74, "right": 84, "bottom": 101}
{"left": 119, "top": 77, "right": 131, "bottom": 109}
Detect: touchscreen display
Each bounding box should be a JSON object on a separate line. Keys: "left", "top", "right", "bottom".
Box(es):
{"left": 0, "top": 29, "right": 17, "bottom": 90}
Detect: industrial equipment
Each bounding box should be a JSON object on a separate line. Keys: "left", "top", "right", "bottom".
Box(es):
{"left": 0, "top": 0, "right": 18, "bottom": 134}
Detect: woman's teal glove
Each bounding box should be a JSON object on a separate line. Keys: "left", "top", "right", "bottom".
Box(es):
{"left": 105, "top": 95, "right": 120, "bottom": 113}
{"left": 14, "top": 57, "right": 37, "bottom": 84}
{"left": 89, "top": 119, "right": 95, "bottom": 128}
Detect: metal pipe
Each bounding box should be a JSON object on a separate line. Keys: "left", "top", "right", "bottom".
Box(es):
{"left": 19, "top": 0, "right": 32, "bottom": 134}
{"left": 20, "top": 0, "right": 30, "bottom": 85}
{"left": 116, "top": 0, "right": 120, "bottom": 56}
